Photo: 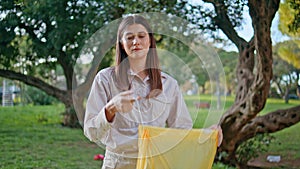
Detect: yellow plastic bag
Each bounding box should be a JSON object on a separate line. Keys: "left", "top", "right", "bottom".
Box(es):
{"left": 136, "top": 125, "right": 218, "bottom": 169}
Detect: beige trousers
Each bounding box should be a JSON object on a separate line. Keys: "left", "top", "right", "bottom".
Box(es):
{"left": 101, "top": 150, "right": 137, "bottom": 169}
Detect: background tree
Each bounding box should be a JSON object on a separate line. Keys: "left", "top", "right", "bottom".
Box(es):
{"left": 217, "top": 49, "right": 238, "bottom": 96}
{"left": 278, "top": 0, "right": 300, "bottom": 69}
{"left": 277, "top": 40, "right": 300, "bottom": 69}
{"left": 158, "top": 37, "right": 213, "bottom": 94}
{"left": 186, "top": 0, "right": 300, "bottom": 167}
{"left": 0, "top": 0, "right": 187, "bottom": 127}
{"left": 278, "top": 0, "right": 300, "bottom": 36}
{"left": 278, "top": 0, "right": 300, "bottom": 100}
{"left": 272, "top": 42, "right": 300, "bottom": 103}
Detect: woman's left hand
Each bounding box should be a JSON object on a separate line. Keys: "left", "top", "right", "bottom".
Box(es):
{"left": 209, "top": 124, "right": 223, "bottom": 147}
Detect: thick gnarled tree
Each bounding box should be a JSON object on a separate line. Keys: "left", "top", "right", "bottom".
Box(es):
{"left": 188, "top": 0, "right": 300, "bottom": 167}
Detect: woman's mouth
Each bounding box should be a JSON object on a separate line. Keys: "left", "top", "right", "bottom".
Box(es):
{"left": 132, "top": 48, "right": 142, "bottom": 51}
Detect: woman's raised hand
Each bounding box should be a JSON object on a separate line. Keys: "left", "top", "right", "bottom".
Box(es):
{"left": 105, "top": 90, "right": 139, "bottom": 122}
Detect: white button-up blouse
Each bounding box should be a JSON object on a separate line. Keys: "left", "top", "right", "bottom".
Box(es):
{"left": 84, "top": 67, "right": 193, "bottom": 157}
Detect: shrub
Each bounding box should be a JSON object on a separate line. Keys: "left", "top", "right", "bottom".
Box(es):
{"left": 26, "top": 86, "right": 58, "bottom": 105}
{"left": 236, "top": 133, "right": 275, "bottom": 165}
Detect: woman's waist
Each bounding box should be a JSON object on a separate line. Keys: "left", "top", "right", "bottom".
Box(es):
{"left": 106, "top": 145, "right": 139, "bottom": 158}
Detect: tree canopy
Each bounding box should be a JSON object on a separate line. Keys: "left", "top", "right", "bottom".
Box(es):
{"left": 278, "top": 0, "right": 300, "bottom": 69}
{"left": 279, "top": 0, "right": 300, "bottom": 35}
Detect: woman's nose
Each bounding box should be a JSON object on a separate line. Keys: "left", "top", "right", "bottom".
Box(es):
{"left": 132, "top": 38, "right": 139, "bottom": 45}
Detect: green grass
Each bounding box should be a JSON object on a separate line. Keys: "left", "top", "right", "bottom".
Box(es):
{"left": 0, "top": 96, "right": 299, "bottom": 169}
{"left": 0, "top": 105, "right": 104, "bottom": 169}
{"left": 184, "top": 94, "right": 234, "bottom": 128}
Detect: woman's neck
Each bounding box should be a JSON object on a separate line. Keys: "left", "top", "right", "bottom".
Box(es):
{"left": 129, "top": 59, "right": 147, "bottom": 80}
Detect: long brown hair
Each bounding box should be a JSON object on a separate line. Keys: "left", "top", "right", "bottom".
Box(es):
{"left": 114, "top": 15, "right": 162, "bottom": 98}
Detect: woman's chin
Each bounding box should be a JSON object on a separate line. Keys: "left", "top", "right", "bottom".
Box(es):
{"left": 129, "top": 52, "right": 147, "bottom": 59}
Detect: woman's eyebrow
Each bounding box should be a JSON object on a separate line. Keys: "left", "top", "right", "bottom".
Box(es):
{"left": 125, "top": 32, "right": 133, "bottom": 36}
{"left": 125, "top": 31, "right": 147, "bottom": 36}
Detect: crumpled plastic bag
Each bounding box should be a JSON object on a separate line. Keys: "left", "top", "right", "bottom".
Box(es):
{"left": 136, "top": 125, "right": 218, "bottom": 169}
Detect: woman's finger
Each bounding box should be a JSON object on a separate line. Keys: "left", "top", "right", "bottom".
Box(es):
{"left": 120, "top": 90, "right": 134, "bottom": 96}
{"left": 217, "top": 126, "right": 223, "bottom": 147}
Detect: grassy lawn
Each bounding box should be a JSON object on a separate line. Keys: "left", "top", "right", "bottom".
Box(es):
{"left": 0, "top": 105, "right": 104, "bottom": 169}
{"left": 0, "top": 96, "right": 299, "bottom": 168}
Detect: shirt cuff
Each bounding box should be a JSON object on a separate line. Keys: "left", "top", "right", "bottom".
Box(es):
{"left": 98, "top": 107, "right": 112, "bottom": 131}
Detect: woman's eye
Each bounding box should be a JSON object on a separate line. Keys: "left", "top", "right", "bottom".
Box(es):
{"left": 126, "top": 36, "right": 133, "bottom": 40}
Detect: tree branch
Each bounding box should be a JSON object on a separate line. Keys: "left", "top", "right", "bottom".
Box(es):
{"left": 239, "top": 105, "right": 300, "bottom": 142}
{"left": 0, "top": 69, "right": 69, "bottom": 104}
{"left": 203, "top": 0, "right": 247, "bottom": 48}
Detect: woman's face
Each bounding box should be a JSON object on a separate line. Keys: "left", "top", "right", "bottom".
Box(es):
{"left": 121, "top": 24, "right": 151, "bottom": 60}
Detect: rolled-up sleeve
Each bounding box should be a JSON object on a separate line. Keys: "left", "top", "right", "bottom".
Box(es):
{"left": 84, "top": 71, "right": 111, "bottom": 144}
{"left": 167, "top": 82, "right": 193, "bottom": 129}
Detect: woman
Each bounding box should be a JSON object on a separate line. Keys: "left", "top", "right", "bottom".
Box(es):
{"left": 84, "top": 14, "right": 222, "bottom": 169}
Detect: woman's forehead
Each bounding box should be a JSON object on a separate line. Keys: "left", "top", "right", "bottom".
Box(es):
{"left": 123, "top": 24, "right": 148, "bottom": 35}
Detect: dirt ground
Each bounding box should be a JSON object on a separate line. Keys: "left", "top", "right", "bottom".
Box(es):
{"left": 248, "top": 154, "right": 300, "bottom": 169}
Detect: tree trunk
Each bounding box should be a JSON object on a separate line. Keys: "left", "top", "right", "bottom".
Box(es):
{"left": 62, "top": 104, "right": 80, "bottom": 128}
{"left": 219, "top": 0, "right": 279, "bottom": 165}
{"left": 201, "top": 84, "right": 206, "bottom": 94}
{"left": 60, "top": 90, "right": 81, "bottom": 128}
{"left": 284, "top": 84, "right": 290, "bottom": 104}
{"left": 296, "top": 70, "right": 300, "bottom": 97}
{"left": 274, "top": 79, "right": 284, "bottom": 97}
{"left": 203, "top": 0, "right": 299, "bottom": 167}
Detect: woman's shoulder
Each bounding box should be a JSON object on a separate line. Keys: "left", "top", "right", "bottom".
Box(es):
{"left": 96, "top": 67, "right": 115, "bottom": 80}
{"left": 97, "top": 67, "right": 115, "bottom": 75}
{"left": 99, "top": 67, "right": 115, "bottom": 74}
{"left": 161, "top": 71, "right": 178, "bottom": 84}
